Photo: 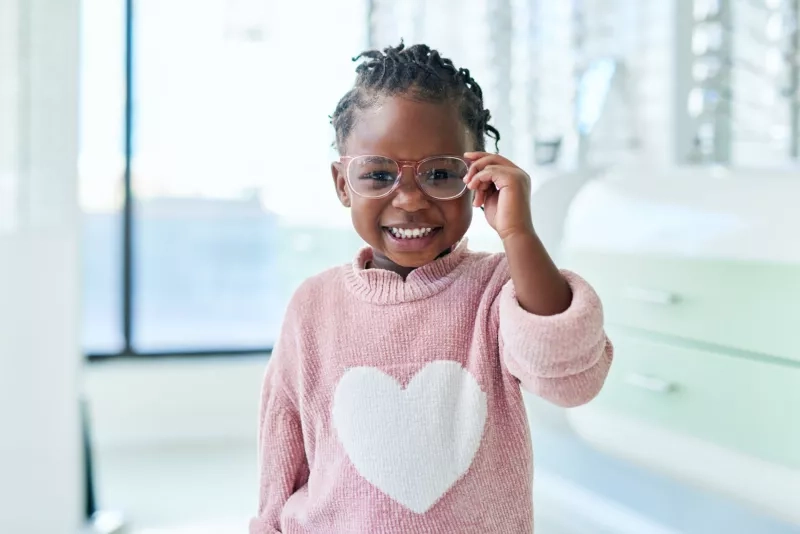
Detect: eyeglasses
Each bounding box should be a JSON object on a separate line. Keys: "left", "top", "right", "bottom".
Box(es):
{"left": 340, "top": 155, "right": 470, "bottom": 200}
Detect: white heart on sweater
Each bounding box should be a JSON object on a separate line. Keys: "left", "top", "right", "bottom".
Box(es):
{"left": 332, "top": 360, "right": 487, "bottom": 514}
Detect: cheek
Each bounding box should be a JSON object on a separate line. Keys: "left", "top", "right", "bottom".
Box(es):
{"left": 459, "top": 193, "right": 475, "bottom": 218}
{"left": 349, "top": 199, "right": 385, "bottom": 235}
{"left": 442, "top": 196, "right": 473, "bottom": 229}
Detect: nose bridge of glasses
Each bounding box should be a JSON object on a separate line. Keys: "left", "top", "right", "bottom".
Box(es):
{"left": 388, "top": 163, "right": 427, "bottom": 204}
{"left": 395, "top": 162, "right": 421, "bottom": 187}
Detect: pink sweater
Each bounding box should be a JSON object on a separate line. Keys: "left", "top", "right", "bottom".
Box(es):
{"left": 250, "top": 239, "right": 612, "bottom": 533}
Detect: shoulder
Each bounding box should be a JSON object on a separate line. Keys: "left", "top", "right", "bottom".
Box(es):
{"left": 268, "top": 264, "right": 349, "bottom": 384}
{"left": 283, "top": 263, "right": 349, "bottom": 319}
{"left": 463, "top": 249, "right": 510, "bottom": 288}
{"left": 466, "top": 248, "right": 508, "bottom": 270}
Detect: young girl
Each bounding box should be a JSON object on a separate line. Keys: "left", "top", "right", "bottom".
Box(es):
{"left": 250, "top": 43, "right": 613, "bottom": 533}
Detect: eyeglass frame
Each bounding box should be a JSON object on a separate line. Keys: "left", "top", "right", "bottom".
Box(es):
{"left": 338, "top": 155, "right": 471, "bottom": 201}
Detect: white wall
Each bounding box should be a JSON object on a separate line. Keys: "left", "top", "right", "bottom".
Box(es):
{"left": 0, "top": 0, "right": 83, "bottom": 532}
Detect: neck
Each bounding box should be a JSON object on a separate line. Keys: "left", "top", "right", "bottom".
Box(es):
{"left": 370, "top": 247, "right": 453, "bottom": 280}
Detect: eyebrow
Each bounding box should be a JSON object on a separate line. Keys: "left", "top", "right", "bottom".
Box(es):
{"left": 359, "top": 156, "right": 393, "bottom": 164}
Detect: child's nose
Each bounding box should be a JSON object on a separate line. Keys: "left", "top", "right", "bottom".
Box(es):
{"left": 391, "top": 167, "right": 430, "bottom": 211}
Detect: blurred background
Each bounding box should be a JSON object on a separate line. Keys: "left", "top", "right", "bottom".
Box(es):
{"left": 1, "top": 0, "right": 799, "bottom": 532}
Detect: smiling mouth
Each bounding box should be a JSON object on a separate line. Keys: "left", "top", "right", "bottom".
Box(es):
{"left": 383, "top": 226, "right": 441, "bottom": 240}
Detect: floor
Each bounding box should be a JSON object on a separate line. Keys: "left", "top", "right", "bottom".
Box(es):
{"left": 94, "top": 442, "right": 256, "bottom": 534}
{"left": 92, "top": 441, "right": 647, "bottom": 534}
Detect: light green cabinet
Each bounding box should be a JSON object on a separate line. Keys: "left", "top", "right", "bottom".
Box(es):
{"left": 593, "top": 327, "right": 800, "bottom": 469}
{"left": 560, "top": 173, "right": 800, "bottom": 521}
{"left": 564, "top": 249, "right": 800, "bottom": 469}
{"left": 566, "top": 252, "right": 800, "bottom": 364}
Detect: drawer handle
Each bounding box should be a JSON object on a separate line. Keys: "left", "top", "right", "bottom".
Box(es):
{"left": 624, "top": 373, "right": 677, "bottom": 393}
{"left": 623, "top": 287, "right": 681, "bottom": 305}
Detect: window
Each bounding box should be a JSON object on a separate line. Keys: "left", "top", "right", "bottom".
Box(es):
{"left": 80, "top": 0, "right": 368, "bottom": 356}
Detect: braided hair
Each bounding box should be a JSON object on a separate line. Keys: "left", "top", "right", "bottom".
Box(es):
{"left": 331, "top": 42, "right": 501, "bottom": 153}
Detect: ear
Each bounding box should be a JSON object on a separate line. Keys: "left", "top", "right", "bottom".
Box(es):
{"left": 331, "top": 162, "right": 351, "bottom": 208}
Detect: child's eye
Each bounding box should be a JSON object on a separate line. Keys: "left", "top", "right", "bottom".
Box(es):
{"left": 360, "top": 171, "right": 395, "bottom": 182}
{"left": 425, "top": 169, "right": 457, "bottom": 181}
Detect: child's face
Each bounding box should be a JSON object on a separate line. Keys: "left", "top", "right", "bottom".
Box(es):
{"left": 331, "top": 96, "right": 475, "bottom": 269}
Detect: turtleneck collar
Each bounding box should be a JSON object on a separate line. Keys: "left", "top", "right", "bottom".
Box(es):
{"left": 343, "top": 239, "right": 472, "bottom": 304}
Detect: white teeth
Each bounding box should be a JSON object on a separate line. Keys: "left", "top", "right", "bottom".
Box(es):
{"left": 388, "top": 227, "right": 435, "bottom": 239}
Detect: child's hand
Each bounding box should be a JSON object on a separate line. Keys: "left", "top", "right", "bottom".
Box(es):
{"left": 463, "top": 152, "right": 534, "bottom": 241}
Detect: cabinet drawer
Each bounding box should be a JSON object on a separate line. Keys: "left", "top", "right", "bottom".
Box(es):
{"left": 566, "top": 252, "right": 800, "bottom": 363}
{"left": 592, "top": 329, "right": 800, "bottom": 469}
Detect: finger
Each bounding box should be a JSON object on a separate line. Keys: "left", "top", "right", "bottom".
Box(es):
{"left": 463, "top": 154, "right": 518, "bottom": 183}
{"left": 464, "top": 151, "right": 514, "bottom": 164}
{"left": 464, "top": 151, "right": 515, "bottom": 165}
{"left": 464, "top": 151, "right": 493, "bottom": 158}
{"left": 468, "top": 166, "right": 516, "bottom": 191}
{"left": 464, "top": 152, "right": 515, "bottom": 167}
{"left": 473, "top": 188, "right": 485, "bottom": 208}
{"left": 466, "top": 165, "right": 498, "bottom": 188}
{"left": 463, "top": 155, "right": 497, "bottom": 183}
{"left": 466, "top": 175, "right": 495, "bottom": 191}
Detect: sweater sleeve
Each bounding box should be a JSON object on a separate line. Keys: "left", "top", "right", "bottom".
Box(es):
{"left": 249, "top": 341, "right": 309, "bottom": 534}
{"left": 498, "top": 270, "right": 613, "bottom": 408}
